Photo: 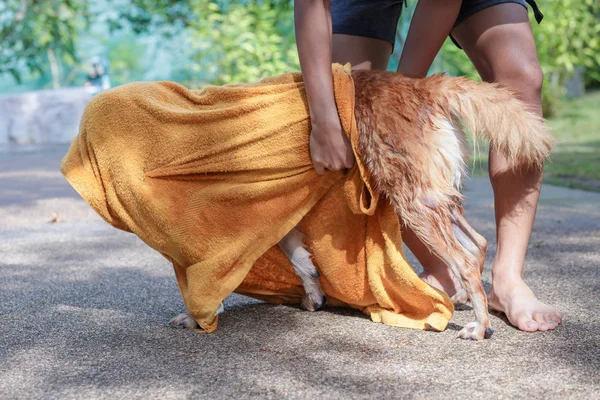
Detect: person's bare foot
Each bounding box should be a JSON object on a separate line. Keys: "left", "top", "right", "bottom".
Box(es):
{"left": 487, "top": 278, "right": 563, "bottom": 332}
{"left": 419, "top": 261, "right": 564, "bottom": 332}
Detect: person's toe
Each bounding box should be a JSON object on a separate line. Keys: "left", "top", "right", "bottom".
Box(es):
{"left": 551, "top": 311, "right": 564, "bottom": 324}
{"left": 545, "top": 313, "right": 559, "bottom": 330}
{"left": 517, "top": 315, "right": 538, "bottom": 332}
{"left": 538, "top": 306, "right": 563, "bottom": 330}
{"left": 533, "top": 312, "right": 550, "bottom": 331}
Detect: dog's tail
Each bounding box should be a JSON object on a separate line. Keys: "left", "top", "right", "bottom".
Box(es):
{"left": 443, "top": 77, "right": 554, "bottom": 169}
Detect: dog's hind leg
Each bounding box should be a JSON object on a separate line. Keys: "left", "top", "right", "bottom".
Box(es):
{"left": 451, "top": 208, "right": 487, "bottom": 271}
{"left": 402, "top": 204, "right": 493, "bottom": 340}
{"left": 278, "top": 227, "right": 326, "bottom": 311}
{"left": 449, "top": 208, "right": 488, "bottom": 304}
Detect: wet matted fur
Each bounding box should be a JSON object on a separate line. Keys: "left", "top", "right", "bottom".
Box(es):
{"left": 351, "top": 70, "right": 552, "bottom": 339}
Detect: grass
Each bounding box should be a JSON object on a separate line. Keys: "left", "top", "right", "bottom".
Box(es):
{"left": 469, "top": 90, "right": 600, "bottom": 192}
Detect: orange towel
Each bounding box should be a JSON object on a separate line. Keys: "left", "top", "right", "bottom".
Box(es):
{"left": 61, "top": 63, "right": 453, "bottom": 333}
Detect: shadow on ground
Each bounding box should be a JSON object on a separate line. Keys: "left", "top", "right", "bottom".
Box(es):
{"left": 0, "top": 146, "right": 598, "bottom": 399}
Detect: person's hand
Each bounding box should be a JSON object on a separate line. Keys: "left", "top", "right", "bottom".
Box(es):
{"left": 294, "top": 0, "right": 353, "bottom": 174}
{"left": 309, "top": 113, "right": 354, "bottom": 175}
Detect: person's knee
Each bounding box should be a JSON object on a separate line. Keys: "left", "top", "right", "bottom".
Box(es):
{"left": 492, "top": 58, "right": 544, "bottom": 100}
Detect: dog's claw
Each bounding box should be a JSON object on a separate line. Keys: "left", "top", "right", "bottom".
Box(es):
{"left": 458, "top": 321, "right": 492, "bottom": 340}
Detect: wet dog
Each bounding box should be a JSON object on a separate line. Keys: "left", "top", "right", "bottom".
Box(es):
{"left": 171, "top": 70, "right": 552, "bottom": 340}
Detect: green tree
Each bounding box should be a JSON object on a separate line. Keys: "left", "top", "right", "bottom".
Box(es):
{"left": 105, "top": 35, "right": 148, "bottom": 85}
{"left": 115, "top": 0, "right": 297, "bottom": 85}
{"left": 184, "top": 0, "right": 297, "bottom": 85}
{"left": 535, "top": 0, "right": 600, "bottom": 83}
{"left": 0, "top": 0, "right": 92, "bottom": 87}
{"left": 116, "top": 0, "right": 292, "bottom": 35}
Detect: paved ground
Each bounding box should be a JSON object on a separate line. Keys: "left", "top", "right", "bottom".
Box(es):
{"left": 1, "top": 144, "right": 598, "bottom": 399}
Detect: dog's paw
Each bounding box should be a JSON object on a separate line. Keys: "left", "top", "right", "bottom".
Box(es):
{"left": 301, "top": 291, "right": 327, "bottom": 312}
{"left": 170, "top": 312, "right": 200, "bottom": 330}
{"left": 458, "top": 321, "right": 494, "bottom": 340}
{"left": 450, "top": 289, "right": 469, "bottom": 305}
{"left": 170, "top": 304, "right": 224, "bottom": 330}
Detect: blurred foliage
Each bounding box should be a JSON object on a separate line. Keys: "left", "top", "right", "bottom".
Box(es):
{"left": 534, "top": 0, "right": 600, "bottom": 84}
{"left": 110, "top": 0, "right": 297, "bottom": 85}
{"left": 106, "top": 35, "right": 147, "bottom": 85}
{"left": 112, "top": 0, "right": 293, "bottom": 32}
{"left": 535, "top": 0, "right": 600, "bottom": 116}
{"left": 185, "top": 1, "right": 298, "bottom": 85}
{"left": 105, "top": 0, "right": 189, "bottom": 35}
{"left": 0, "top": 0, "right": 92, "bottom": 86}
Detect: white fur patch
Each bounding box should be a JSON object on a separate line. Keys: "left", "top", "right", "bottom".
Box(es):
{"left": 432, "top": 116, "right": 467, "bottom": 190}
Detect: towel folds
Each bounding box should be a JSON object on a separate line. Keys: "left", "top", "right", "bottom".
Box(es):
{"left": 62, "top": 63, "right": 453, "bottom": 333}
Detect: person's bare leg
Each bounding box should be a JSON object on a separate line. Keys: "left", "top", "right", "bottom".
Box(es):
{"left": 451, "top": 3, "right": 563, "bottom": 331}
{"left": 401, "top": 225, "right": 464, "bottom": 296}
{"left": 332, "top": 34, "right": 392, "bottom": 71}
{"left": 397, "top": 0, "right": 462, "bottom": 78}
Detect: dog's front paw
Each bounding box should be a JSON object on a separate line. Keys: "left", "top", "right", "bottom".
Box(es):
{"left": 170, "top": 312, "right": 200, "bottom": 330}
{"left": 301, "top": 290, "right": 327, "bottom": 312}
{"left": 458, "top": 321, "right": 494, "bottom": 340}
{"left": 170, "top": 304, "right": 224, "bottom": 330}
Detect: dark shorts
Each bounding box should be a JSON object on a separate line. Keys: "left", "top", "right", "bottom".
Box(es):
{"left": 331, "top": 0, "right": 543, "bottom": 48}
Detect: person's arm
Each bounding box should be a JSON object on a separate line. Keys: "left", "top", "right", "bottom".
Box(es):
{"left": 397, "top": 0, "right": 463, "bottom": 77}
{"left": 294, "top": 0, "right": 354, "bottom": 175}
